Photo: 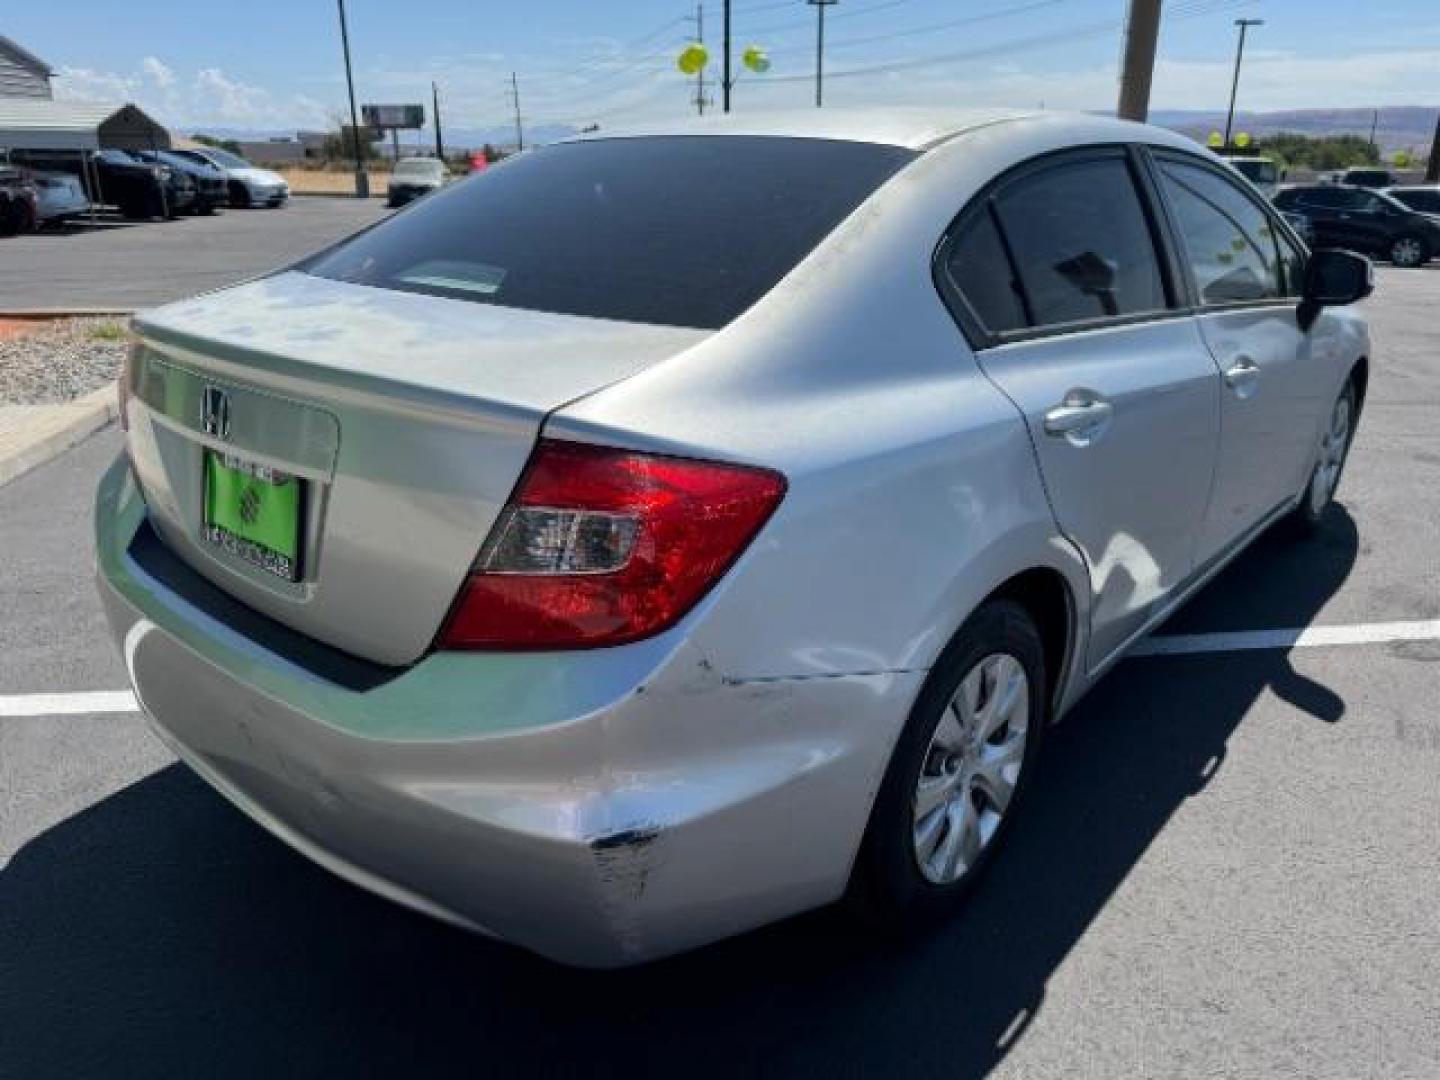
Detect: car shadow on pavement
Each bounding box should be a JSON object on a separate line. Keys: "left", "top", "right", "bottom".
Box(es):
{"left": 0, "top": 509, "right": 1359, "bottom": 1079}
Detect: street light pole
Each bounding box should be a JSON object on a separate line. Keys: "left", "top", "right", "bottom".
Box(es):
{"left": 336, "top": 0, "right": 368, "bottom": 197}
{"left": 808, "top": 0, "right": 838, "bottom": 108}
{"left": 1223, "top": 18, "right": 1263, "bottom": 151}
{"left": 432, "top": 81, "right": 444, "bottom": 161}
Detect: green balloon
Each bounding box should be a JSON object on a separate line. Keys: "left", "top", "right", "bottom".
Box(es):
{"left": 743, "top": 45, "right": 771, "bottom": 73}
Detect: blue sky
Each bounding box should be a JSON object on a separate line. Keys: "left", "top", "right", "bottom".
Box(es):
{"left": 8, "top": 0, "right": 1440, "bottom": 135}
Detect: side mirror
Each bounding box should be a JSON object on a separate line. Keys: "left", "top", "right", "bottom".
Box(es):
{"left": 1298, "top": 249, "right": 1373, "bottom": 331}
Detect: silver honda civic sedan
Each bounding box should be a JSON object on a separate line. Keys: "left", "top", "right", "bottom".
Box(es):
{"left": 96, "top": 109, "right": 1372, "bottom": 967}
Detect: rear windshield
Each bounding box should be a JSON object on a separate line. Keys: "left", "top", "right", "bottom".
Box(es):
{"left": 303, "top": 136, "right": 916, "bottom": 329}
{"left": 395, "top": 159, "right": 445, "bottom": 177}
{"left": 1229, "top": 159, "right": 1277, "bottom": 185}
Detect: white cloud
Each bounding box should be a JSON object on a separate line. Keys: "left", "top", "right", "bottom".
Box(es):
{"left": 53, "top": 60, "right": 330, "bottom": 131}
{"left": 141, "top": 56, "right": 175, "bottom": 89}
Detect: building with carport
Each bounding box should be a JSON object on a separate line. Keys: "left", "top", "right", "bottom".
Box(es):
{"left": 0, "top": 98, "right": 172, "bottom": 214}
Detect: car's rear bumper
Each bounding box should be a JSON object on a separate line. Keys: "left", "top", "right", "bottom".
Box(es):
{"left": 95, "top": 454, "right": 914, "bottom": 966}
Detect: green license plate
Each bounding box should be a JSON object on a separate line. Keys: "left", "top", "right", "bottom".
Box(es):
{"left": 202, "top": 451, "right": 303, "bottom": 581}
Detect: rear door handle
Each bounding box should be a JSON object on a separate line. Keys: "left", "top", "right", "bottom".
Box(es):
{"left": 1043, "top": 393, "right": 1114, "bottom": 445}
{"left": 1224, "top": 357, "right": 1261, "bottom": 399}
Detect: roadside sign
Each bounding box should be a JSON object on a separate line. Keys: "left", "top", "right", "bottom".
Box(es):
{"left": 362, "top": 104, "right": 425, "bottom": 130}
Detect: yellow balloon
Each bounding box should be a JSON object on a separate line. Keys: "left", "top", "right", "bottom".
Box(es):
{"left": 1207, "top": 131, "right": 1224, "bottom": 148}
{"left": 677, "top": 43, "right": 709, "bottom": 75}
{"left": 1235, "top": 131, "right": 1252, "bottom": 148}
{"left": 743, "top": 45, "right": 771, "bottom": 73}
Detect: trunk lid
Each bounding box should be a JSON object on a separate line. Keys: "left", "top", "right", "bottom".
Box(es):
{"left": 126, "top": 271, "right": 708, "bottom": 666}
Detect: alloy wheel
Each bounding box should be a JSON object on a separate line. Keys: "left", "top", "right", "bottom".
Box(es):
{"left": 912, "top": 652, "right": 1030, "bottom": 885}
{"left": 1391, "top": 237, "right": 1425, "bottom": 267}
{"left": 1309, "top": 391, "right": 1352, "bottom": 516}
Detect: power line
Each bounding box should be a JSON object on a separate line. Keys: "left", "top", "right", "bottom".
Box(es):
{"left": 760, "top": 0, "right": 1068, "bottom": 58}
{"left": 759, "top": 0, "right": 1254, "bottom": 84}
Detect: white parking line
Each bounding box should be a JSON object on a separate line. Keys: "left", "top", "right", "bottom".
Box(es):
{"left": 0, "top": 691, "right": 138, "bottom": 717}
{"left": 2, "top": 619, "right": 1438, "bottom": 719}
{"left": 1129, "top": 618, "right": 1440, "bottom": 657}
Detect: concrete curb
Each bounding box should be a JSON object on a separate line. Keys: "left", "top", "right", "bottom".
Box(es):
{"left": 0, "top": 309, "right": 136, "bottom": 320}
{"left": 0, "top": 385, "right": 118, "bottom": 489}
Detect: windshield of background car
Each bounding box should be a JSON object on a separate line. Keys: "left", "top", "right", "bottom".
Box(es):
{"left": 303, "top": 136, "right": 917, "bottom": 329}
{"left": 201, "top": 149, "right": 251, "bottom": 170}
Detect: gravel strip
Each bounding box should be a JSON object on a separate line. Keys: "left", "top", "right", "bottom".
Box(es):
{"left": 0, "top": 318, "right": 128, "bottom": 407}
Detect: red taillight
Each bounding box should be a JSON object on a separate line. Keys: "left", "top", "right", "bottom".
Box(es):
{"left": 438, "top": 439, "right": 786, "bottom": 650}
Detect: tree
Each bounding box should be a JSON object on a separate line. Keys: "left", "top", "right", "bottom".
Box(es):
{"left": 321, "top": 125, "right": 379, "bottom": 163}
{"left": 1253, "top": 133, "right": 1380, "bottom": 172}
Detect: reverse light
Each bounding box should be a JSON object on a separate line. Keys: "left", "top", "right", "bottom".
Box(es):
{"left": 438, "top": 439, "right": 786, "bottom": 650}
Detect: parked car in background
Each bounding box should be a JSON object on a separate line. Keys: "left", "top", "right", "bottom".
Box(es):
{"left": 1384, "top": 185, "right": 1440, "bottom": 221}
{"left": 103, "top": 149, "right": 194, "bottom": 217}
{"left": 1219, "top": 154, "right": 1283, "bottom": 198}
{"left": 8, "top": 147, "right": 170, "bottom": 219}
{"left": 175, "top": 147, "right": 288, "bottom": 208}
{"left": 136, "top": 149, "right": 227, "bottom": 214}
{"left": 28, "top": 169, "right": 91, "bottom": 225}
{"left": 1274, "top": 184, "right": 1440, "bottom": 267}
{"left": 386, "top": 157, "right": 449, "bottom": 207}
{"left": 1338, "top": 167, "right": 1396, "bottom": 189}
{"left": 0, "top": 165, "right": 37, "bottom": 235}
{"left": 100, "top": 110, "right": 1374, "bottom": 968}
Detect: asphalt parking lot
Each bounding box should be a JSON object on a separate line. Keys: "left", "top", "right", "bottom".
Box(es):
{"left": 0, "top": 198, "right": 390, "bottom": 310}
{"left": 1, "top": 267, "right": 1438, "bottom": 1078}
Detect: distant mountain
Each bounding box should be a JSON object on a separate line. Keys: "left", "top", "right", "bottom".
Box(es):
{"left": 1149, "top": 106, "right": 1438, "bottom": 155}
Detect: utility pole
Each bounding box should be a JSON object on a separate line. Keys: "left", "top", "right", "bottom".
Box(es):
{"left": 1116, "top": 0, "right": 1162, "bottom": 122}
{"left": 808, "top": 0, "right": 838, "bottom": 108}
{"left": 1368, "top": 108, "right": 1379, "bottom": 155}
{"left": 432, "top": 81, "right": 444, "bottom": 160}
{"left": 1223, "top": 18, "right": 1263, "bottom": 150}
{"left": 1426, "top": 111, "right": 1440, "bottom": 184}
{"left": 335, "top": 0, "right": 368, "bottom": 197}
{"left": 722, "top": 0, "right": 732, "bottom": 113}
{"left": 684, "top": 3, "right": 709, "bottom": 116}
{"left": 509, "top": 72, "right": 524, "bottom": 152}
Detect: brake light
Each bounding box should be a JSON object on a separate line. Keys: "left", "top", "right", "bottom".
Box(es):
{"left": 438, "top": 439, "right": 786, "bottom": 650}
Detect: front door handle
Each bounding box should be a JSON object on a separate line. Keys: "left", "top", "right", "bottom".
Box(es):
{"left": 1224, "top": 357, "right": 1261, "bottom": 399}
{"left": 1043, "top": 392, "right": 1114, "bottom": 445}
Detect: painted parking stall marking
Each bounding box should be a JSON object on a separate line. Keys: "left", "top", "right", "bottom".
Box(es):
{"left": 4, "top": 619, "right": 1440, "bottom": 720}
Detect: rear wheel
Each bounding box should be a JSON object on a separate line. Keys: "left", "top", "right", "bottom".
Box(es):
{"left": 1389, "top": 234, "right": 1429, "bottom": 268}
{"left": 852, "top": 599, "right": 1045, "bottom": 924}
{"left": 1289, "top": 380, "right": 1357, "bottom": 534}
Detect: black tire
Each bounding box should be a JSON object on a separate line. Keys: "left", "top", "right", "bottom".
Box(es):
{"left": 197, "top": 200, "right": 216, "bottom": 216}
{"left": 1389, "top": 234, "right": 1429, "bottom": 268}
{"left": 228, "top": 180, "right": 251, "bottom": 209}
{"left": 1288, "top": 379, "right": 1358, "bottom": 536}
{"left": 851, "top": 598, "right": 1046, "bottom": 926}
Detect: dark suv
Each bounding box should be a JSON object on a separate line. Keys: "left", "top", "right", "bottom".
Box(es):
{"left": 136, "top": 149, "right": 227, "bottom": 214}
{"left": 1339, "top": 167, "right": 1396, "bottom": 189}
{"left": 1274, "top": 184, "right": 1440, "bottom": 268}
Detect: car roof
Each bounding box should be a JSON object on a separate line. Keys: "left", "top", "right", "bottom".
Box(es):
{"left": 1386, "top": 184, "right": 1439, "bottom": 192}
{"left": 562, "top": 107, "right": 1194, "bottom": 153}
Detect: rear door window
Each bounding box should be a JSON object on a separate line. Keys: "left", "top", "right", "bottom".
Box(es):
{"left": 305, "top": 136, "right": 916, "bottom": 330}
{"left": 1157, "top": 159, "right": 1283, "bottom": 305}
{"left": 943, "top": 210, "right": 1028, "bottom": 333}
{"left": 990, "top": 156, "right": 1168, "bottom": 327}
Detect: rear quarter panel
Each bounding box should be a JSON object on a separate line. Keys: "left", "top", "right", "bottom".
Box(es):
{"left": 546, "top": 120, "right": 1115, "bottom": 689}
